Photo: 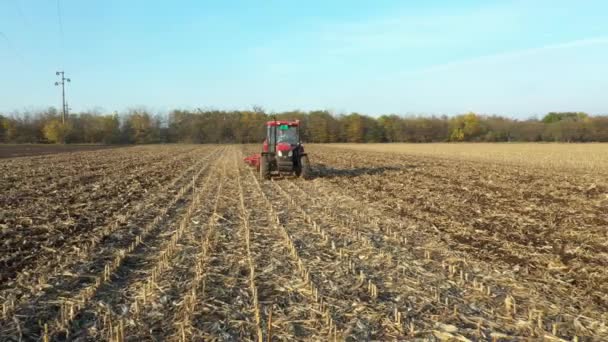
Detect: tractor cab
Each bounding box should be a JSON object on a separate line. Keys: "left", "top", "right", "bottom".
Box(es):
{"left": 259, "top": 120, "right": 310, "bottom": 179}
{"left": 263, "top": 121, "right": 300, "bottom": 153}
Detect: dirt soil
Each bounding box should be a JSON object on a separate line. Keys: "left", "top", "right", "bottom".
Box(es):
{"left": 0, "top": 144, "right": 606, "bottom": 341}
{"left": 0, "top": 144, "right": 123, "bottom": 159}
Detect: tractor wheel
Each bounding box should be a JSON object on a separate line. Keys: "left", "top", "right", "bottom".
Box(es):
{"left": 299, "top": 155, "right": 311, "bottom": 179}
{"left": 260, "top": 155, "right": 271, "bottom": 180}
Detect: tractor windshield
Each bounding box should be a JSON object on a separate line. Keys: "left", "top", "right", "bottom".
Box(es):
{"left": 276, "top": 126, "right": 298, "bottom": 144}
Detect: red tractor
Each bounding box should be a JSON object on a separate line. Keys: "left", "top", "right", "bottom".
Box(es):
{"left": 244, "top": 120, "right": 311, "bottom": 180}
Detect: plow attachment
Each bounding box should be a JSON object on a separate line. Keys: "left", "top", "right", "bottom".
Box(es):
{"left": 244, "top": 153, "right": 261, "bottom": 169}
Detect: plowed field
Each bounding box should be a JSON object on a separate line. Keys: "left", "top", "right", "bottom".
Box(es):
{"left": 1, "top": 144, "right": 606, "bottom": 341}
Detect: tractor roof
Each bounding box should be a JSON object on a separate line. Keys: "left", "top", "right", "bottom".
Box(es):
{"left": 266, "top": 120, "right": 300, "bottom": 127}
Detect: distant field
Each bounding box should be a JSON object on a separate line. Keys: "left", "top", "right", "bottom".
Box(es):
{"left": 0, "top": 144, "right": 122, "bottom": 158}
{"left": 329, "top": 143, "right": 608, "bottom": 173}
{"left": 1, "top": 144, "right": 607, "bottom": 340}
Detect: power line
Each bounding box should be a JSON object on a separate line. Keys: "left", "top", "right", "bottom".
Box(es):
{"left": 14, "top": 0, "right": 31, "bottom": 30}
{"left": 56, "top": 0, "right": 65, "bottom": 66}
{"left": 0, "top": 2, "right": 33, "bottom": 67}
{"left": 0, "top": 31, "right": 10, "bottom": 45}
{"left": 54, "top": 0, "right": 70, "bottom": 117}
{"left": 0, "top": 30, "right": 27, "bottom": 64}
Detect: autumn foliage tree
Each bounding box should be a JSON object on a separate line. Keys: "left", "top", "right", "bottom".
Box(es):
{"left": 43, "top": 119, "right": 73, "bottom": 143}
{"left": 0, "top": 115, "right": 6, "bottom": 143}
{"left": 1, "top": 108, "right": 607, "bottom": 144}
{"left": 123, "top": 110, "right": 161, "bottom": 144}
{"left": 449, "top": 112, "right": 485, "bottom": 141}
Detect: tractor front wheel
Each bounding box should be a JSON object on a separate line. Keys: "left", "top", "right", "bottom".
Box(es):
{"left": 260, "top": 155, "right": 271, "bottom": 180}
{"left": 299, "top": 155, "right": 311, "bottom": 179}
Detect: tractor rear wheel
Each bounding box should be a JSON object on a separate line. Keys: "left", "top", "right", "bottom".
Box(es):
{"left": 299, "top": 155, "right": 311, "bottom": 179}
{"left": 260, "top": 155, "right": 271, "bottom": 180}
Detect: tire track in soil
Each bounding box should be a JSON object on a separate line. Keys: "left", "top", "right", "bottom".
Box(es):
{"left": 168, "top": 158, "right": 226, "bottom": 341}
{"left": 0, "top": 145, "right": 146, "bottom": 188}
{"left": 235, "top": 151, "right": 264, "bottom": 342}
{"left": 256, "top": 180, "right": 401, "bottom": 340}
{"left": 0, "top": 147, "right": 206, "bottom": 284}
{"left": 289, "top": 178, "right": 607, "bottom": 339}
{"left": 307, "top": 174, "right": 608, "bottom": 316}
{"left": 0, "top": 147, "right": 222, "bottom": 328}
{"left": 188, "top": 149, "right": 258, "bottom": 341}
{"left": 345, "top": 167, "right": 608, "bottom": 268}
{"left": 314, "top": 147, "right": 608, "bottom": 273}
{"left": 277, "top": 179, "right": 542, "bottom": 340}
{"left": 66, "top": 151, "right": 226, "bottom": 341}
{"left": 314, "top": 147, "right": 608, "bottom": 258}
{"left": 1, "top": 147, "right": 218, "bottom": 284}
{"left": 2, "top": 146, "right": 188, "bottom": 192}
{"left": 0, "top": 148, "right": 222, "bottom": 341}
{"left": 236, "top": 151, "right": 328, "bottom": 341}
{"left": 1, "top": 146, "right": 193, "bottom": 216}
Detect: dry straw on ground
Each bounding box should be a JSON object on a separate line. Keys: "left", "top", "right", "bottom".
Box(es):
{"left": 330, "top": 142, "right": 608, "bottom": 174}
{"left": 1, "top": 143, "right": 606, "bottom": 340}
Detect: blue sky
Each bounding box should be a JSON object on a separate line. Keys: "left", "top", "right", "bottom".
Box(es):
{"left": 1, "top": 0, "right": 607, "bottom": 118}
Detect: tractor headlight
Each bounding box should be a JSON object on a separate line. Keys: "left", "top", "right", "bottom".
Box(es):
{"left": 288, "top": 150, "right": 293, "bottom": 157}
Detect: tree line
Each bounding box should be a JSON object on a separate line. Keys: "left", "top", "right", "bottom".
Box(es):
{"left": 1, "top": 107, "right": 607, "bottom": 144}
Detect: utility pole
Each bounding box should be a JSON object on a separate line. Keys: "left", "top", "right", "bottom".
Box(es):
{"left": 55, "top": 71, "right": 71, "bottom": 123}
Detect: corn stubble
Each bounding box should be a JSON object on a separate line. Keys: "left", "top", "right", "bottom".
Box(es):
{"left": 1, "top": 144, "right": 607, "bottom": 340}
